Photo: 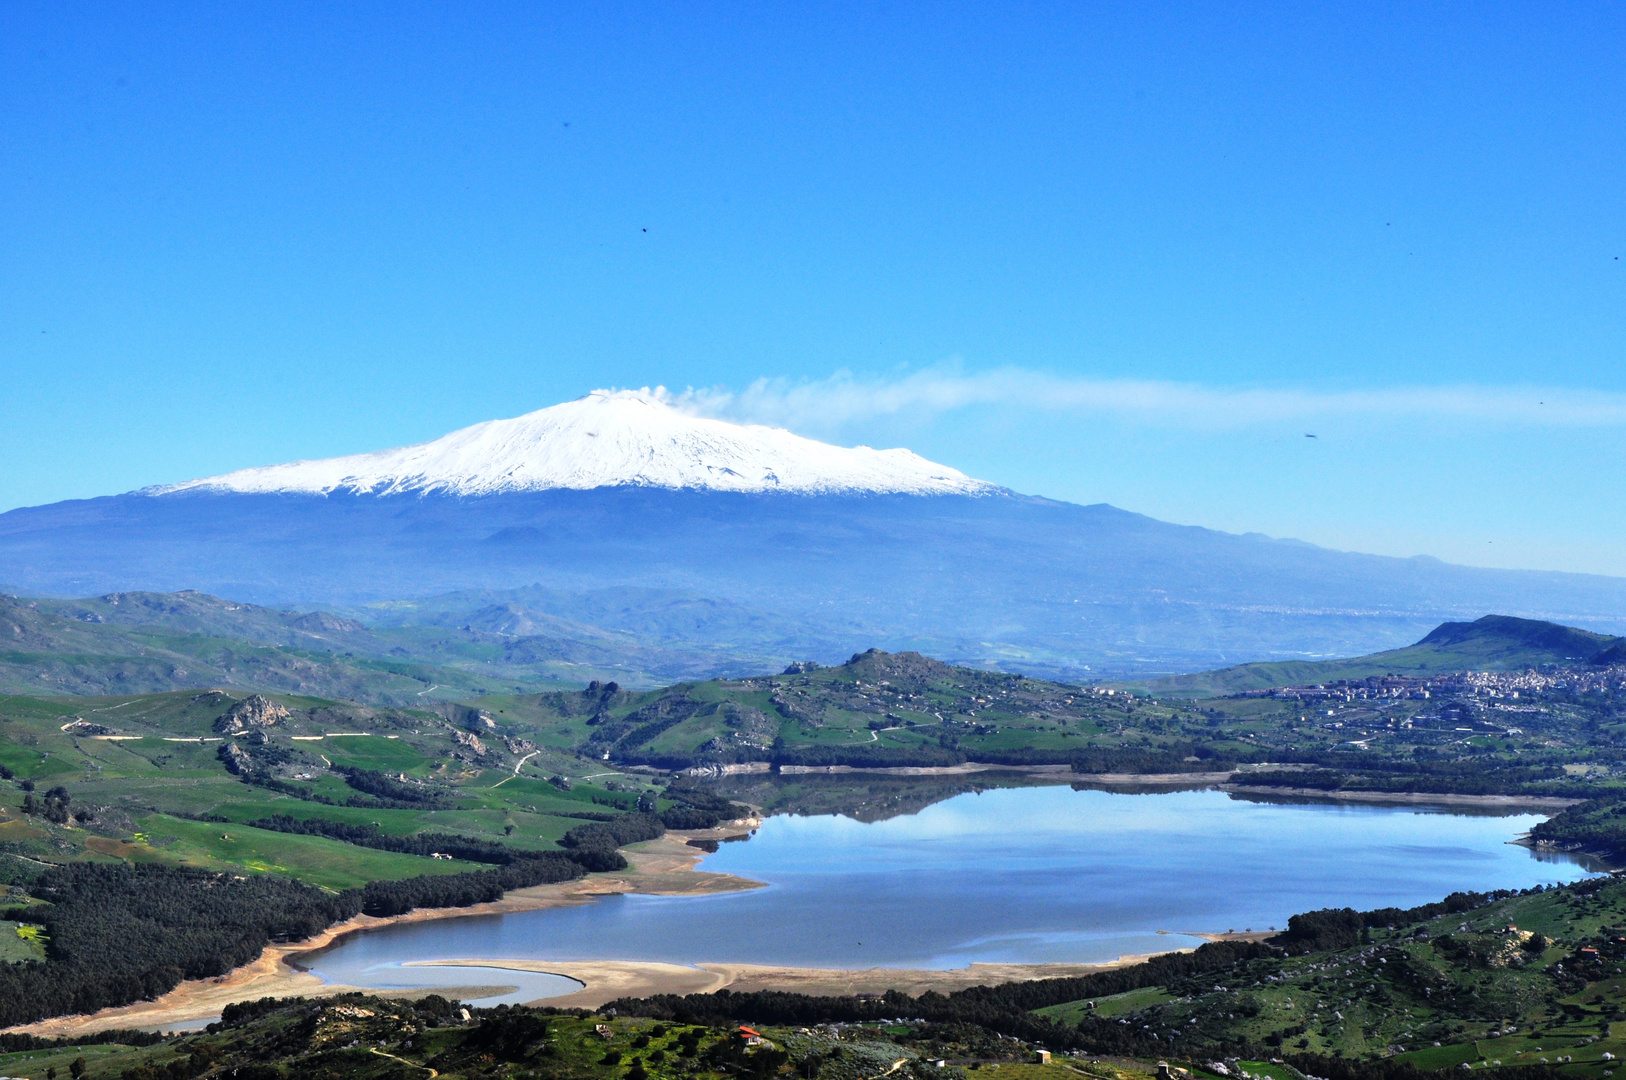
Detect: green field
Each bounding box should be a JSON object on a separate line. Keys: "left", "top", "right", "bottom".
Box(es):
{"left": 0, "top": 919, "right": 47, "bottom": 962}
{"left": 120, "top": 814, "right": 487, "bottom": 889}
{"left": 1036, "top": 986, "right": 1176, "bottom": 1024}
{"left": 0, "top": 682, "right": 673, "bottom": 890}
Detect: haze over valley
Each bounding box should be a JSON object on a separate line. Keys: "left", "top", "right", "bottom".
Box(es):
{"left": 6, "top": 392, "right": 1626, "bottom": 682}
{"left": 6, "top": 6, "right": 1626, "bottom": 1080}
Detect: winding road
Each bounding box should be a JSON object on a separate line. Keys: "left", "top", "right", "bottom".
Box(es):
{"left": 491, "top": 749, "right": 542, "bottom": 788}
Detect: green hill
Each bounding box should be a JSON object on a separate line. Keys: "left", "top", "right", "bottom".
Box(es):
{"left": 0, "top": 589, "right": 793, "bottom": 703}
{"left": 0, "top": 592, "right": 562, "bottom": 703}
{"left": 1129, "top": 614, "right": 1626, "bottom": 698}
{"left": 479, "top": 647, "right": 1172, "bottom": 773}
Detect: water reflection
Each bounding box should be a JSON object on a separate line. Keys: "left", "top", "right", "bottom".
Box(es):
{"left": 308, "top": 785, "right": 1596, "bottom": 993}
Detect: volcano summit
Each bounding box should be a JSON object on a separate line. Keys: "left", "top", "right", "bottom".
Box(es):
{"left": 4, "top": 391, "right": 1626, "bottom": 678}
{"left": 153, "top": 390, "right": 993, "bottom": 498}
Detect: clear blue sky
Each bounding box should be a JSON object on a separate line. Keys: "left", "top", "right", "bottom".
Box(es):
{"left": 3, "top": 3, "right": 1624, "bottom": 573}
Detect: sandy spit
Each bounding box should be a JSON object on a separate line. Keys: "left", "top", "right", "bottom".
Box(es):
{"left": 776, "top": 763, "right": 1076, "bottom": 777}
{"left": 5, "top": 827, "right": 764, "bottom": 1039}
{"left": 411, "top": 953, "right": 1182, "bottom": 1011}
{"left": 9, "top": 820, "right": 1220, "bottom": 1037}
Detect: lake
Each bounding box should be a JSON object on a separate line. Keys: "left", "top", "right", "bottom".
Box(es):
{"left": 306, "top": 785, "right": 1597, "bottom": 1005}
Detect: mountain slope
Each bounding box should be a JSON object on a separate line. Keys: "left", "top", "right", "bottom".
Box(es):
{"left": 0, "top": 590, "right": 807, "bottom": 701}
{"left": 152, "top": 389, "right": 993, "bottom": 497}
{"left": 6, "top": 395, "right": 1626, "bottom": 677}
{"left": 0, "top": 592, "right": 542, "bottom": 701}
{"left": 1131, "top": 614, "right": 1626, "bottom": 696}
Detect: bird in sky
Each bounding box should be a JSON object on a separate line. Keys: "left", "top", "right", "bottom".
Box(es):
{"left": 1305, "top": 433, "right": 1318, "bottom": 439}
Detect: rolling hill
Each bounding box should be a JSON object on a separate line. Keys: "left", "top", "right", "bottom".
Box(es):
{"left": 1129, "top": 614, "right": 1626, "bottom": 697}
{"left": 0, "top": 589, "right": 800, "bottom": 703}
{"left": 5, "top": 392, "right": 1626, "bottom": 678}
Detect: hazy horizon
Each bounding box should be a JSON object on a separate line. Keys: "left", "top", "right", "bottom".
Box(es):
{"left": 5, "top": 4, "right": 1623, "bottom": 575}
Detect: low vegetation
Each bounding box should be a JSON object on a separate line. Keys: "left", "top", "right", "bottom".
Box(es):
{"left": 0, "top": 991, "right": 1136, "bottom": 1080}
{"left": 8, "top": 601, "right": 1626, "bottom": 1052}
{"left": 608, "top": 873, "right": 1626, "bottom": 1079}
{"left": 0, "top": 680, "right": 751, "bottom": 1027}
{"left": 18, "top": 872, "right": 1626, "bottom": 1078}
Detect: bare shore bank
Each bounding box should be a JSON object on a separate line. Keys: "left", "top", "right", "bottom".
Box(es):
{"left": 6, "top": 821, "right": 1227, "bottom": 1039}
{"left": 5, "top": 827, "right": 764, "bottom": 1039}
{"left": 7, "top": 783, "right": 1580, "bottom": 1039}
{"left": 1219, "top": 784, "right": 1583, "bottom": 809}
{"left": 409, "top": 953, "right": 1177, "bottom": 1011}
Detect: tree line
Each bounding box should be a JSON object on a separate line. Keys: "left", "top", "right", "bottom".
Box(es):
{"left": 0, "top": 786, "right": 753, "bottom": 1027}
{"left": 0, "top": 838, "right": 624, "bottom": 1027}
{"left": 760, "top": 742, "right": 1230, "bottom": 773}
{"left": 234, "top": 769, "right": 453, "bottom": 811}
{"left": 245, "top": 814, "right": 523, "bottom": 864}
{"left": 332, "top": 765, "right": 454, "bottom": 806}
{"left": 606, "top": 887, "right": 1533, "bottom": 1060}
{"left": 1529, "top": 794, "right": 1626, "bottom": 860}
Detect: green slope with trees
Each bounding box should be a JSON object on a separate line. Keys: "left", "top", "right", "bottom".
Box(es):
{"left": 1128, "top": 617, "right": 1626, "bottom": 698}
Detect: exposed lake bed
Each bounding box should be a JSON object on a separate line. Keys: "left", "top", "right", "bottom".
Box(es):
{"left": 305, "top": 783, "right": 1600, "bottom": 1006}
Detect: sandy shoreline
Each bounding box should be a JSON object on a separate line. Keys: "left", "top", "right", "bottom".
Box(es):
{"left": 6, "top": 820, "right": 1233, "bottom": 1039}
{"left": 1219, "top": 784, "right": 1583, "bottom": 809}
{"left": 776, "top": 763, "right": 1076, "bottom": 777}
{"left": 411, "top": 955, "right": 1173, "bottom": 1010}
{"left": 7, "top": 781, "right": 1577, "bottom": 1039}
{"left": 414, "top": 930, "right": 1280, "bottom": 1010}
{"left": 6, "top": 826, "right": 766, "bottom": 1039}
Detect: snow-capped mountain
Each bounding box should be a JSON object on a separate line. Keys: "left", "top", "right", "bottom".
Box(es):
{"left": 7, "top": 390, "right": 1626, "bottom": 679}
{"left": 151, "top": 390, "right": 994, "bottom": 498}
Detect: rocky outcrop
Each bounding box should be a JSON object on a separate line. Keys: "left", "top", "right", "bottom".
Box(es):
{"left": 288, "top": 610, "right": 367, "bottom": 634}
{"left": 214, "top": 694, "right": 290, "bottom": 734}
{"left": 452, "top": 729, "right": 487, "bottom": 756}
{"left": 219, "top": 742, "right": 256, "bottom": 775}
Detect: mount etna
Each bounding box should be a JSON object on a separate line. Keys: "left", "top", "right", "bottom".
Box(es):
{"left": 3, "top": 389, "right": 1624, "bottom": 678}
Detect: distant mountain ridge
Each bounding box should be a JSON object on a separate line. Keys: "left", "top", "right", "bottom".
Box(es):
{"left": 0, "top": 588, "right": 809, "bottom": 701}
{"left": 1131, "top": 614, "right": 1626, "bottom": 697}
{"left": 5, "top": 394, "right": 1626, "bottom": 677}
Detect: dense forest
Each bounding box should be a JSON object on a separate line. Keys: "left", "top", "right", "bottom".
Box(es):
{"left": 0, "top": 843, "right": 626, "bottom": 1027}
{"left": 1530, "top": 796, "right": 1626, "bottom": 860}
{"left": 0, "top": 863, "right": 356, "bottom": 1027}
{"left": 4, "top": 877, "right": 1619, "bottom": 1078}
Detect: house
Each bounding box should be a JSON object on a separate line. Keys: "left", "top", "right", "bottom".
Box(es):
{"left": 1035, "top": 1051, "right": 1051, "bottom": 1064}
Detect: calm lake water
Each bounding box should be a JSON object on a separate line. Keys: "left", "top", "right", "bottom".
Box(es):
{"left": 307, "top": 785, "right": 1597, "bottom": 1005}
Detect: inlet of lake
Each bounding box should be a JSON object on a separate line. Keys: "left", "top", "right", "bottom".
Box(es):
{"left": 304, "top": 785, "right": 1599, "bottom": 1006}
